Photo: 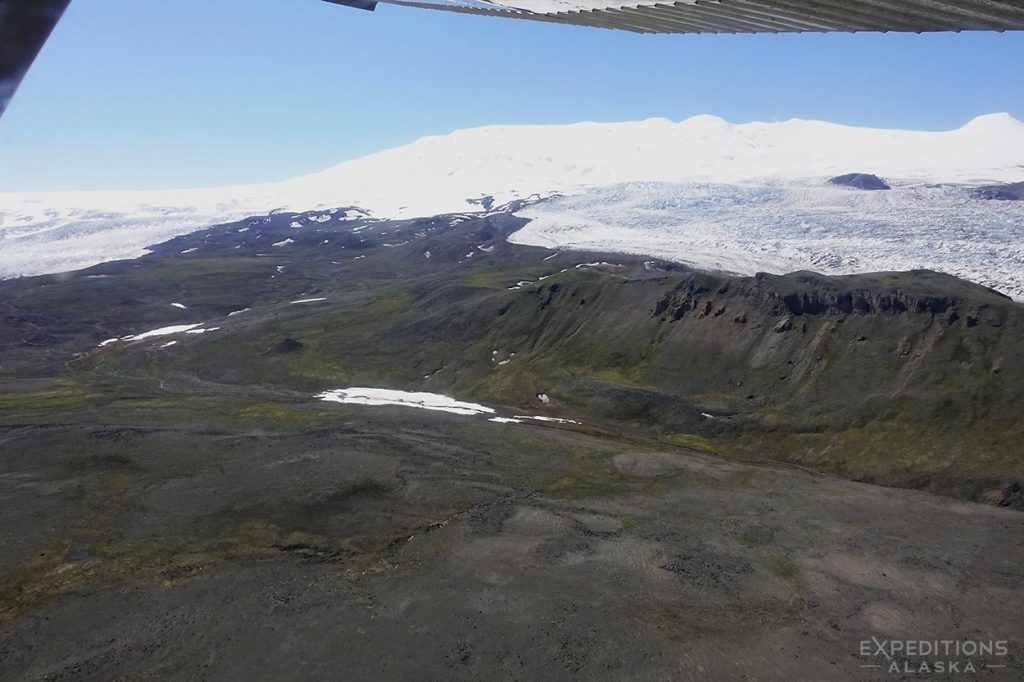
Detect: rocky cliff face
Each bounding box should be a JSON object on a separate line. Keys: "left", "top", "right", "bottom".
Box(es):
{"left": 655, "top": 270, "right": 1010, "bottom": 322}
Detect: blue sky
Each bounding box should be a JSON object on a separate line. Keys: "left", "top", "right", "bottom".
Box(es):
{"left": 2, "top": 0, "right": 1023, "bottom": 192}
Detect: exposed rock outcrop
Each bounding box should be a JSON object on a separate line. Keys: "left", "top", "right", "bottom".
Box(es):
{"left": 653, "top": 270, "right": 1010, "bottom": 325}
{"left": 829, "top": 173, "right": 891, "bottom": 190}
{"left": 263, "top": 338, "right": 304, "bottom": 356}
{"left": 971, "top": 181, "right": 1024, "bottom": 201}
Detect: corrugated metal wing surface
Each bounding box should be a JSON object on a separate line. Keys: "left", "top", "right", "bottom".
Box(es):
{"left": 372, "top": 0, "right": 1024, "bottom": 33}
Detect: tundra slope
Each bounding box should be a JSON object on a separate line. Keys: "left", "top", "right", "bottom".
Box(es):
{"left": 1, "top": 207, "right": 1021, "bottom": 504}
{"left": 1, "top": 209, "right": 1023, "bottom": 680}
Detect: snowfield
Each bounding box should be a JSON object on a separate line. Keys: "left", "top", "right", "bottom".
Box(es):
{"left": 316, "top": 387, "right": 580, "bottom": 425}
{"left": 2, "top": 113, "right": 1023, "bottom": 295}
{"left": 317, "top": 388, "right": 496, "bottom": 416}
{"left": 97, "top": 323, "right": 222, "bottom": 346}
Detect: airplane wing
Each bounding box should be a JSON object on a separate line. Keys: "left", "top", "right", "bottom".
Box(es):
{"left": 3, "top": 1, "right": 1021, "bottom": 119}
{"left": 0, "top": 0, "right": 72, "bottom": 117}
{"left": 325, "top": 0, "right": 1024, "bottom": 34}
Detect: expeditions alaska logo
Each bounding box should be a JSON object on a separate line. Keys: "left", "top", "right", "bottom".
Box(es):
{"left": 858, "top": 637, "right": 1010, "bottom": 675}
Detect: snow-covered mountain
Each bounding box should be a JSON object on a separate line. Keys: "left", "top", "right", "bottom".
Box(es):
{"left": 1, "top": 113, "right": 1023, "bottom": 294}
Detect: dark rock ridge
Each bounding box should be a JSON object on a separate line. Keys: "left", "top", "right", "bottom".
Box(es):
{"left": 971, "top": 181, "right": 1024, "bottom": 201}
{"left": 263, "top": 338, "right": 304, "bottom": 356}
{"left": 653, "top": 270, "right": 1009, "bottom": 323}
{"left": 467, "top": 195, "right": 496, "bottom": 211}
{"left": 829, "top": 173, "right": 891, "bottom": 190}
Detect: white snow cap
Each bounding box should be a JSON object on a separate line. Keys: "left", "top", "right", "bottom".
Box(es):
{"left": 2, "top": 113, "right": 1023, "bottom": 281}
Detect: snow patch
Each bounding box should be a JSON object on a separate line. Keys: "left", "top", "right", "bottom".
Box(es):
{"left": 126, "top": 323, "right": 204, "bottom": 341}
{"left": 97, "top": 322, "right": 222, "bottom": 347}
{"left": 513, "top": 415, "right": 580, "bottom": 425}
{"left": 317, "top": 388, "right": 495, "bottom": 416}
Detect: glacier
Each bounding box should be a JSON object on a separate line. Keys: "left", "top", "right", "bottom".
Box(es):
{"left": 1, "top": 113, "right": 1023, "bottom": 296}
{"left": 512, "top": 181, "right": 1024, "bottom": 299}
